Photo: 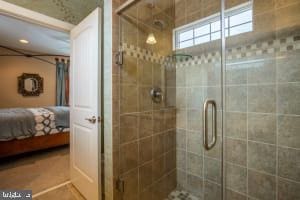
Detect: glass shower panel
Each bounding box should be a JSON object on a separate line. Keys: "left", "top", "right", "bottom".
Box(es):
{"left": 117, "top": 0, "right": 177, "bottom": 199}
{"left": 225, "top": 0, "right": 300, "bottom": 199}
{"left": 117, "top": 0, "right": 224, "bottom": 199}
{"left": 174, "top": 0, "right": 223, "bottom": 200}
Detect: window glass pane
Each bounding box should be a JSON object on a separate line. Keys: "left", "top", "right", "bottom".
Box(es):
{"left": 225, "top": 28, "right": 229, "bottom": 37}
{"left": 195, "top": 35, "right": 210, "bottom": 45}
{"left": 179, "top": 39, "right": 193, "bottom": 48}
{"left": 211, "top": 20, "right": 220, "bottom": 32}
{"left": 174, "top": 3, "right": 253, "bottom": 49}
{"left": 230, "top": 22, "right": 252, "bottom": 36}
{"left": 179, "top": 29, "right": 193, "bottom": 42}
{"left": 225, "top": 17, "right": 229, "bottom": 28}
{"left": 230, "top": 9, "right": 252, "bottom": 27}
{"left": 211, "top": 31, "right": 221, "bottom": 40}
{"left": 195, "top": 24, "right": 210, "bottom": 37}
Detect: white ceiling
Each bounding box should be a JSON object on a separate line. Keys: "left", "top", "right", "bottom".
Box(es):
{"left": 0, "top": 14, "right": 70, "bottom": 55}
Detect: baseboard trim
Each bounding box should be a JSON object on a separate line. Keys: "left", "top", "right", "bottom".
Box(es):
{"left": 32, "top": 180, "right": 71, "bottom": 198}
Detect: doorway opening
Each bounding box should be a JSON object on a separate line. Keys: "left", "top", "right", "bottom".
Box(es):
{"left": 0, "top": 3, "right": 102, "bottom": 200}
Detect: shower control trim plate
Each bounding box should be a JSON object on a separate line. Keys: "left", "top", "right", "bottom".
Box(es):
{"left": 150, "top": 87, "right": 163, "bottom": 104}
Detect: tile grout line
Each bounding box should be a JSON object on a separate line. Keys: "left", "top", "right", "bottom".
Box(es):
{"left": 183, "top": 127, "right": 299, "bottom": 151}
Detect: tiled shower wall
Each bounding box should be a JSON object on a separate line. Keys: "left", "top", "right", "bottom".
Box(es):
{"left": 175, "top": 0, "right": 300, "bottom": 199}
{"left": 116, "top": 48, "right": 177, "bottom": 200}
{"left": 113, "top": 1, "right": 177, "bottom": 200}
{"left": 176, "top": 32, "right": 300, "bottom": 200}
{"left": 226, "top": 37, "right": 300, "bottom": 200}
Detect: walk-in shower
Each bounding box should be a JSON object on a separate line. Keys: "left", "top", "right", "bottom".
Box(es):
{"left": 114, "top": 0, "right": 300, "bottom": 199}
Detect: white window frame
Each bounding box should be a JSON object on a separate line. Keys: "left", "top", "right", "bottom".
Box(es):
{"left": 173, "top": 1, "right": 253, "bottom": 50}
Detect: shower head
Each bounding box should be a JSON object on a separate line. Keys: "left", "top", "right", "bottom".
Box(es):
{"left": 153, "top": 19, "right": 166, "bottom": 30}
{"left": 167, "top": 53, "right": 193, "bottom": 62}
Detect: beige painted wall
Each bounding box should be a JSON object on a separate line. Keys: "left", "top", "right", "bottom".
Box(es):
{"left": 0, "top": 49, "right": 57, "bottom": 108}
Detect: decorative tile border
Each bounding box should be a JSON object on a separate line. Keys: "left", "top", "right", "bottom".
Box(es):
{"left": 121, "top": 34, "right": 300, "bottom": 69}
{"left": 226, "top": 35, "right": 300, "bottom": 60}
{"left": 122, "top": 43, "right": 165, "bottom": 64}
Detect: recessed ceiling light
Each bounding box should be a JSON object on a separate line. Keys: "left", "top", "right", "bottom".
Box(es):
{"left": 19, "top": 39, "right": 29, "bottom": 44}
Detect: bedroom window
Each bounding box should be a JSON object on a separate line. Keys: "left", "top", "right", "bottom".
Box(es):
{"left": 173, "top": 2, "right": 253, "bottom": 49}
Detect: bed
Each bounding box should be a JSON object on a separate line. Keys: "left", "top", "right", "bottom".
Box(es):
{"left": 0, "top": 106, "right": 69, "bottom": 158}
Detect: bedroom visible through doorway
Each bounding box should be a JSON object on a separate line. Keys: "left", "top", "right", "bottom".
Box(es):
{"left": 0, "top": 1, "right": 102, "bottom": 199}
{"left": 0, "top": 13, "right": 74, "bottom": 198}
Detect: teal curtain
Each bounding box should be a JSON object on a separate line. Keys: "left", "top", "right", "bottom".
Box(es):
{"left": 55, "top": 59, "right": 69, "bottom": 106}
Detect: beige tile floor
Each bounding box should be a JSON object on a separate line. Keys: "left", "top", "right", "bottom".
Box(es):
{"left": 0, "top": 145, "right": 70, "bottom": 195}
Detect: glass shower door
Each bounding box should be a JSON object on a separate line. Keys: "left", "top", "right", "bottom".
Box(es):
{"left": 116, "top": 0, "right": 225, "bottom": 199}
{"left": 224, "top": 0, "right": 300, "bottom": 199}
{"left": 117, "top": 1, "right": 177, "bottom": 199}
{"left": 174, "top": 0, "right": 224, "bottom": 199}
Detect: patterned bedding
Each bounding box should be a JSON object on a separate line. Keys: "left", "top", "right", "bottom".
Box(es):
{"left": 0, "top": 107, "right": 69, "bottom": 141}
{"left": 28, "top": 108, "right": 69, "bottom": 137}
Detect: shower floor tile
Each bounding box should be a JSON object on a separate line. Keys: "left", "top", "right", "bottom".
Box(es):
{"left": 167, "top": 190, "right": 199, "bottom": 200}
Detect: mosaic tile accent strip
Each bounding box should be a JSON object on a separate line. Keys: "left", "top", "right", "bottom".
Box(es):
{"left": 122, "top": 34, "right": 300, "bottom": 69}
{"left": 226, "top": 35, "right": 300, "bottom": 60}
{"left": 185, "top": 34, "right": 300, "bottom": 66}
{"left": 122, "top": 43, "right": 165, "bottom": 64}
{"left": 167, "top": 190, "right": 199, "bottom": 200}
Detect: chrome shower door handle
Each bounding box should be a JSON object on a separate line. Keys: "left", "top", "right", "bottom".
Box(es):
{"left": 203, "top": 99, "right": 217, "bottom": 150}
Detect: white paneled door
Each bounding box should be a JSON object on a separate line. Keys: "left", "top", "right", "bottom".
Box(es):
{"left": 70, "top": 8, "right": 101, "bottom": 200}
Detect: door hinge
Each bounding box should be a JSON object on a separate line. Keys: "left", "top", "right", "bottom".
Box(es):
{"left": 116, "top": 178, "right": 125, "bottom": 193}
{"left": 115, "top": 50, "right": 123, "bottom": 66}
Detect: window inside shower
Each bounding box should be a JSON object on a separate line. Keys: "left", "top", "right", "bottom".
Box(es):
{"left": 174, "top": 2, "right": 253, "bottom": 49}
